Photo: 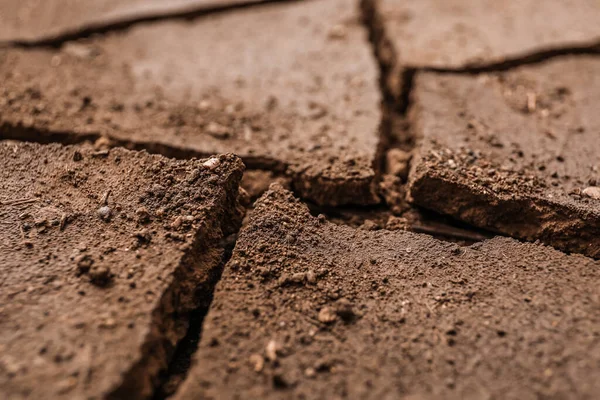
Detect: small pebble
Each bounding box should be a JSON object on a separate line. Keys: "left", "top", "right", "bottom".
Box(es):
{"left": 249, "top": 354, "right": 264, "bottom": 372}
{"left": 328, "top": 24, "right": 347, "bottom": 40}
{"left": 97, "top": 206, "right": 111, "bottom": 221}
{"left": 89, "top": 265, "right": 112, "bottom": 286}
{"left": 582, "top": 186, "right": 600, "bottom": 200}
{"left": 135, "top": 206, "right": 150, "bottom": 223}
{"left": 265, "top": 340, "right": 279, "bottom": 361}
{"left": 206, "top": 122, "right": 230, "bottom": 139}
{"left": 94, "top": 136, "right": 112, "bottom": 150}
{"left": 318, "top": 307, "right": 337, "bottom": 324}
{"left": 100, "top": 318, "right": 117, "bottom": 329}
{"left": 171, "top": 216, "right": 183, "bottom": 229}
{"left": 202, "top": 158, "right": 221, "bottom": 170}
{"left": 291, "top": 272, "right": 306, "bottom": 283}
{"left": 306, "top": 270, "right": 317, "bottom": 284}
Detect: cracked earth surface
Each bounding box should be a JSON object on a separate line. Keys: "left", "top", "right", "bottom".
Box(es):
{"left": 1, "top": 0, "right": 599, "bottom": 399}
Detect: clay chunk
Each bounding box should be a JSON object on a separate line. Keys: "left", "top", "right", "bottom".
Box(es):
{"left": 0, "top": 142, "right": 243, "bottom": 399}
{"left": 0, "top": 0, "right": 266, "bottom": 44}
{"left": 0, "top": 0, "right": 382, "bottom": 206}
{"left": 368, "top": 0, "right": 600, "bottom": 70}
{"left": 408, "top": 56, "right": 600, "bottom": 258}
{"left": 174, "top": 185, "right": 600, "bottom": 399}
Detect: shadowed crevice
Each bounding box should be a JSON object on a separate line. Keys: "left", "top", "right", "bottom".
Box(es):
{"left": 361, "top": 0, "right": 600, "bottom": 104}
{"left": 0, "top": 121, "right": 285, "bottom": 172}
{"left": 151, "top": 234, "right": 238, "bottom": 400}
{"left": 359, "top": 0, "right": 497, "bottom": 245}
{"left": 0, "top": 0, "right": 303, "bottom": 49}
{"left": 422, "top": 41, "right": 600, "bottom": 74}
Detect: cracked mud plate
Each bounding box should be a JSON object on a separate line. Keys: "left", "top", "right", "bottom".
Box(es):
{"left": 0, "top": 0, "right": 382, "bottom": 206}
{"left": 0, "top": 141, "right": 243, "bottom": 399}
{"left": 408, "top": 57, "right": 600, "bottom": 258}
{"left": 174, "top": 185, "right": 600, "bottom": 399}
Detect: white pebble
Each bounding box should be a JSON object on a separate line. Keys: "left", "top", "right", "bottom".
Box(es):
{"left": 582, "top": 186, "right": 600, "bottom": 200}
{"left": 202, "top": 158, "right": 220, "bottom": 170}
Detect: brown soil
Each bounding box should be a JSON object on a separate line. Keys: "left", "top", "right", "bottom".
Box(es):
{"left": 0, "top": 0, "right": 382, "bottom": 206}
{"left": 240, "top": 170, "right": 290, "bottom": 201}
{"left": 0, "top": 0, "right": 267, "bottom": 44}
{"left": 366, "top": 0, "right": 600, "bottom": 71}
{"left": 1, "top": 1, "right": 600, "bottom": 399}
{"left": 0, "top": 141, "right": 244, "bottom": 399}
{"left": 174, "top": 185, "right": 600, "bottom": 399}
{"left": 307, "top": 200, "right": 491, "bottom": 246}
{"left": 408, "top": 56, "right": 600, "bottom": 258}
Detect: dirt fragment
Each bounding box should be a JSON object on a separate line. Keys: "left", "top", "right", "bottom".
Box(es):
{"left": 249, "top": 354, "right": 264, "bottom": 373}
{"left": 75, "top": 254, "right": 94, "bottom": 274}
{"left": 583, "top": 186, "right": 600, "bottom": 200}
{"left": 135, "top": 206, "right": 151, "bottom": 223}
{"left": 88, "top": 265, "right": 113, "bottom": 286}
{"left": 385, "top": 148, "right": 411, "bottom": 179}
{"left": 0, "top": 141, "right": 244, "bottom": 400}
{"left": 174, "top": 185, "right": 600, "bottom": 399}
{"left": 317, "top": 307, "right": 337, "bottom": 324}
{"left": 408, "top": 57, "right": 600, "bottom": 258}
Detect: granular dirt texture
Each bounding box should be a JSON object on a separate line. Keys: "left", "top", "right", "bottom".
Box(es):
{"left": 365, "top": 0, "right": 600, "bottom": 71}
{"left": 408, "top": 56, "right": 600, "bottom": 258}
{"left": 0, "top": 0, "right": 382, "bottom": 206}
{"left": 174, "top": 185, "right": 600, "bottom": 400}
{"left": 0, "top": 0, "right": 266, "bottom": 45}
{"left": 0, "top": 141, "right": 244, "bottom": 399}
{"left": 362, "top": 0, "right": 600, "bottom": 105}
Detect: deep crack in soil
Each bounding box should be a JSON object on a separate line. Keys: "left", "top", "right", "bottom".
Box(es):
{"left": 152, "top": 234, "right": 238, "bottom": 400}
{"left": 307, "top": 201, "right": 493, "bottom": 245}
{"left": 0, "top": 143, "right": 245, "bottom": 400}
{"left": 1, "top": 0, "right": 383, "bottom": 207}
{"left": 359, "top": 0, "right": 493, "bottom": 244}
{"left": 360, "top": 0, "right": 600, "bottom": 255}
{"left": 422, "top": 44, "right": 600, "bottom": 74}
{"left": 361, "top": 0, "right": 600, "bottom": 107}
{"left": 0, "top": 0, "right": 304, "bottom": 48}
{"left": 2, "top": 1, "right": 599, "bottom": 399}
{"left": 0, "top": 122, "right": 286, "bottom": 173}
